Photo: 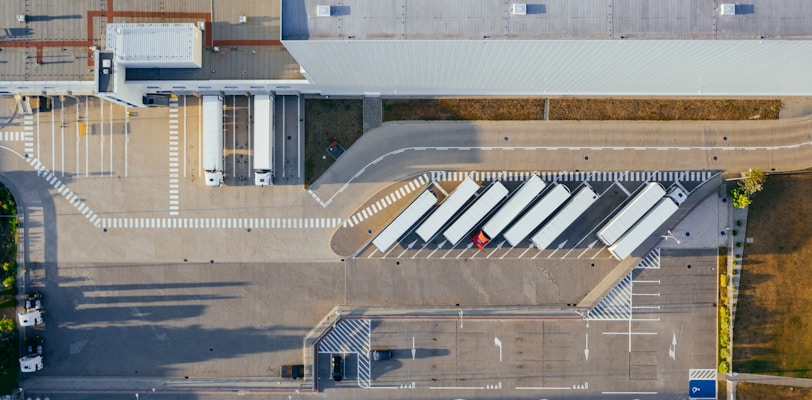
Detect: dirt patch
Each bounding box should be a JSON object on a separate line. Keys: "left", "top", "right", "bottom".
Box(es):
{"left": 383, "top": 99, "right": 547, "bottom": 121}
{"left": 382, "top": 98, "right": 781, "bottom": 121}
{"left": 732, "top": 173, "right": 812, "bottom": 377}
{"left": 304, "top": 98, "right": 364, "bottom": 187}
{"left": 550, "top": 99, "right": 780, "bottom": 120}
{"left": 736, "top": 382, "right": 812, "bottom": 399}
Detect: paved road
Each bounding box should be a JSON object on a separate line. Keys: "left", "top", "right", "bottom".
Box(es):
{"left": 310, "top": 118, "right": 812, "bottom": 219}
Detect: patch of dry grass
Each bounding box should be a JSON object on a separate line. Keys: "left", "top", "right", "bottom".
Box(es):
{"left": 736, "top": 382, "right": 812, "bottom": 400}
{"left": 733, "top": 174, "right": 812, "bottom": 377}
{"left": 382, "top": 98, "right": 781, "bottom": 121}
{"left": 550, "top": 99, "right": 781, "bottom": 120}
{"left": 383, "top": 99, "right": 546, "bottom": 121}
{"left": 304, "top": 99, "right": 364, "bottom": 186}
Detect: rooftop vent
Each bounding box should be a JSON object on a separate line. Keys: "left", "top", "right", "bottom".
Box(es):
{"left": 16, "top": 15, "right": 26, "bottom": 23}
{"left": 720, "top": 4, "right": 736, "bottom": 15}
{"left": 239, "top": 16, "right": 247, "bottom": 24}
{"left": 512, "top": 4, "right": 527, "bottom": 15}
{"left": 316, "top": 5, "right": 331, "bottom": 17}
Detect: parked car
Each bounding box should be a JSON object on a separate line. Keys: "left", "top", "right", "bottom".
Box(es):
{"left": 370, "top": 350, "right": 393, "bottom": 361}
{"left": 280, "top": 364, "right": 305, "bottom": 379}
{"left": 331, "top": 355, "right": 344, "bottom": 381}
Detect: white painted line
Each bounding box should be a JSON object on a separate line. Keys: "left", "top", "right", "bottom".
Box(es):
{"left": 429, "top": 387, "right": 484, "bottom": 390}
{"left": 516, "top": 387, "right": 572, "bottom": 390}
{"left": 602, "top": 332, "right": 658, "bottom": 335}
{"left": 602, "top": 392, "right": 657, "bottom": 395}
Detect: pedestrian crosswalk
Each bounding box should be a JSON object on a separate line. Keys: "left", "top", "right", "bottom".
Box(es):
{"left": 23, "top": 115, "right": 35, "bottom": 156}
{"left": 318, "top": 319, "right": 371, "bottom": 388}
{"left": 586, "top": 273, "right": 632, "bottom": 321}
{"left": 168, "top": 97, "right": 180, "bottom": 216}
{"left": 99, "top": 217, "right": 341, "bottom": 229}
{"left": 0, "top": 131, "right": 27, "bottom": 142}
{"left": 26, "top": 156, "right": 101, "bottom": 227}
{"left": 344, "top": 174, "right": 429, "bottom": 228}
{"left": 431, "top": 170, "right": 715, "bottom": 183}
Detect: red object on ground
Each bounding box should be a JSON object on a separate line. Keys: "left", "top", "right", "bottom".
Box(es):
{"left": 472, "top": 230, "right": 490, "bottom": 249}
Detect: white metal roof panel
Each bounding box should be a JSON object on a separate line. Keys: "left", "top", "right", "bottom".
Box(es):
{"left": 106, "top": 23, "right": 203, "bottom": 68}
{"left": 373, "top": 190, "right": 438, "bottom": 253}
{"left": 531, "top": 186, "right": 598, "bottom": 250}
{"left": 482, "top": 175, "right": 546, "bottom": 239}
{"left": 608, "top": 197, "right": 680, "bottom": 260}
{"left": 503, "top": 184, "right": 570, "bottom": 247}
{"left": 283, "top": 40, "right": 812, "bottom": 96}
{"left": 416, "top": 177, "right": 480, "bottom": 242}
{"left": 597, "top": 182, "right": 666, "bottom": 246}
{"left": 443, "top": 182, "right": 509, "bottom": 245}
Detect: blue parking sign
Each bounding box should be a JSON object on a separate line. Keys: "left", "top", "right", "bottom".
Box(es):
{"left": 689, "top": 379, "right": 717, "bottom": 399}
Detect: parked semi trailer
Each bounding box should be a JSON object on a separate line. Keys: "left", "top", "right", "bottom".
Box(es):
{"left": 253, "top": 94, "right": 275, "bottom": 186}
{"left": 503, "top": 184, "right": 571, "bottom": 248}
{"left": 443, "top": 181, "right": 508, "bottom": 245}
{"left": 608, "top": 187, "right": 687, "bottom": 260}
{"left": 202, "top": 95, "right": 224, "bottom": 187}
{"left": 373, "top": 190, "right": 437, "bottom": 253}
{"left": 530, "top": 185, "right": 598, "bottom": 250}
{"left": 480, "top": 175, "right": 546, "bottom": 240}
{"left": 597, "top": 182, "right": 666, "bottom": 246}
{"left": 415, "top": 177, "right": 480, "bottom": 242}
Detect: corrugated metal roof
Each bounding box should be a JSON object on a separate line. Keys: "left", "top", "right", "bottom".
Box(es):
{"left": 284, "top": 39, "right": 812, "bottom": 95}
{"left": 106, "top": 23, "right": 203, "bottom": 68}
{"left": 285, "top": 0, "right": 812, "bottom": 40}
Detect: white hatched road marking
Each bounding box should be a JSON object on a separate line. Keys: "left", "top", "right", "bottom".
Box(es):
{"left": 317, "top": 319, "right": 372, "bottom": 388}
{"left": 586, "top": 273, "right": 632, "bottom": 321}
{"left": 635, "top": 248, "right": 661, "bottom": 269}
{"left": 689, "top": 368, "right": 717, "bottom": 380}
{"left": 168, "top": 97, "right": 180, "bottom": 216}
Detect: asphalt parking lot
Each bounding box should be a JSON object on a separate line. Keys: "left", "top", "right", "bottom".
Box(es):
{"left": 0, "top": 96, "right": 731, "bottom": 399}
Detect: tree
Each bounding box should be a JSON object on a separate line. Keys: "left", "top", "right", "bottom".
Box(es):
{"left": 738, "top": 167, "right": 766, "bottom": 196}
{"left": 731, "top": 187, "right": 752, "bottom": 209}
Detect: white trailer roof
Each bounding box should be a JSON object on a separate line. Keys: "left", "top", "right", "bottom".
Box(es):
{"left": 597, "top": 182, "right": 666, "bottom": 246}
{"left": 106, "top": 23, "right": 203, "bottom": 68}
{"left": 503, "top": 184, "right": 570, "bottom": 248}
{"left": 202, "top": 96, "right": 224, "bottom": 172}
{"left": 18, "top": 310, "right": 42, "bottom": 327}
{"left": 373, "top": 190, "right": 437, "bottom": 253}
{"left": 531, "top": 186, "right": 598, "bottom": 250}
{"left": 19, "top": 355, "right": 43, "bottom": 372}
{"left": 416, "top": 177, "right": 480, "bottom": 242}
{"left": 253, "top": 95, "right": 274, "bottom": 170}
{"left": 443, "top": 182, "right": 509, "bottom": 245}
{"left": 608, "top": 198, "right": 680, "bottom": 260}
{"left": 481, "top": 175, "right": 546, "bottom": 239}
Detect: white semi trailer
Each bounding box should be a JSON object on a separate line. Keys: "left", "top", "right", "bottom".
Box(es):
{"left": 202, "top": 95, "right": 224, "bottom": 187}
{"left": 530, "top": 185, "right": 598, "bottom": 251}
{"left": 597, "top": 182, "right": 666, "bottom": 246}
{"left": 253, "top": 94, "right": 275, "bottom": 186}
{"left": 608, "top": 187, "right": 688, "bottom": 260}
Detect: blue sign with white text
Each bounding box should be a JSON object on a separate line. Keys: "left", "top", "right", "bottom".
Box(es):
{"left": 689, "top": 379, "right": 717, "bottom": 399}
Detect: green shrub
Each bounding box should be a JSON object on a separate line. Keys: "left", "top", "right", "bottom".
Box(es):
{"left": 0, "top": 319, "right": 13, "bottom": 333}
{"left": 736, "top": 242, "right": 742, "bottom": 248}
{"left": 736, "top": 220, "right": 743, "bottom": 227}
{"left": 732, "top": 230, "right": 739, "bottom": 236}
{"left": 731, "top": 187, "right": 752, "bottom": 208}
{"left": 2, "top": 276, "right": 13, "bottom": 289}
{"left": 720, "top": 274, "right": 728, "bottom": 288}
{"left": 719, "top": 361, "right": 729, "bottom": 374}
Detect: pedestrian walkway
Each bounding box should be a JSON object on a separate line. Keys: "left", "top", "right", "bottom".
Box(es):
{"left": 727, "top": 192, "right": 748, "bottom": 371}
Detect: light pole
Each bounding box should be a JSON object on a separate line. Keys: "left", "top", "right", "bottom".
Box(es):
{"left": 662, "top": 230, "right": 681, "bottom": 244}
